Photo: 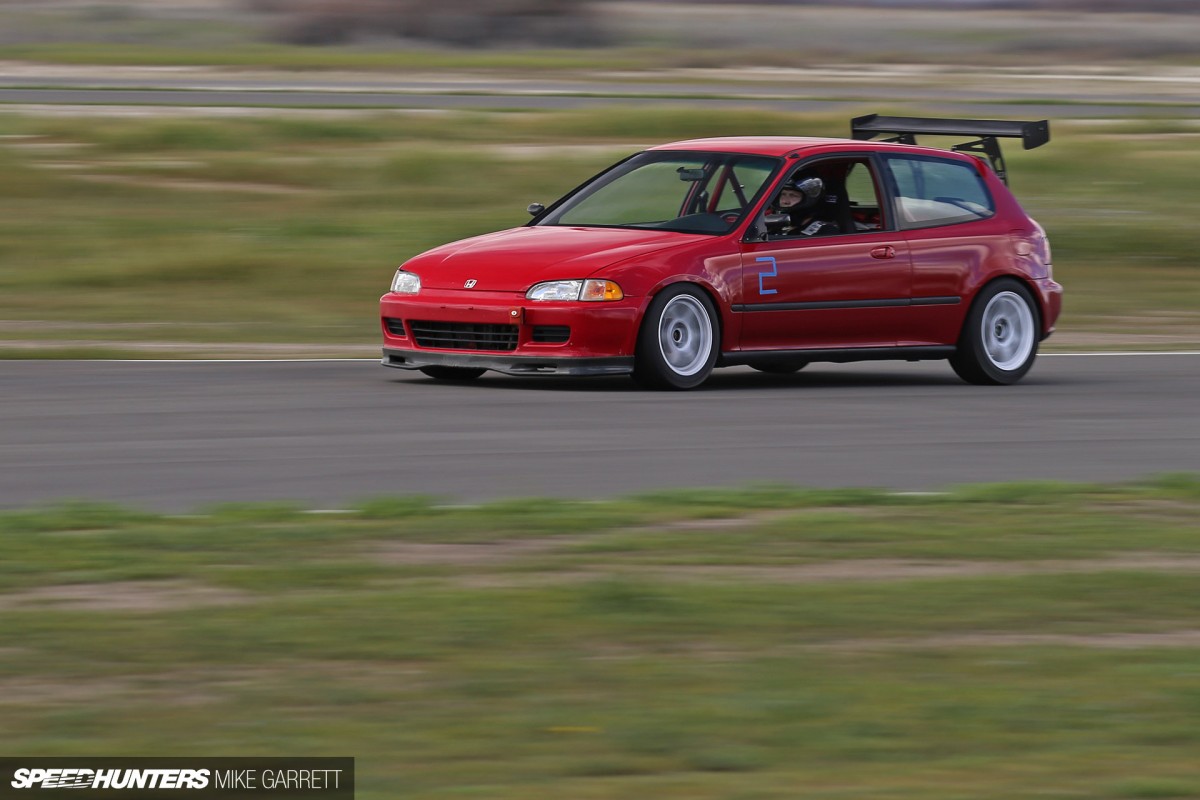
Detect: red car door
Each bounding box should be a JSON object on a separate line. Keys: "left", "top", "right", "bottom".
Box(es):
{"left": 737, "top": 232, "right": 913, "bottom": 351}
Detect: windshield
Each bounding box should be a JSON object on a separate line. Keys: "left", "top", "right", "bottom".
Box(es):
{"left": 536, "top": 152, "right": 781, "bottom": 235}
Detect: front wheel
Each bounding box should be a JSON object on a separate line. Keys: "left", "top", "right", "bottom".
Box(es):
{"left": 419, "top": 366, "right": 486, "bottom": 381}
{"left": 633, "top": 285, "right": 719, "bottom": 390}
{"left": 950, "top": 279, "right": 1040, "bottom": 385}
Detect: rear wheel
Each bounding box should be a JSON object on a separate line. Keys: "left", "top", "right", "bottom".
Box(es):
{"left": 419, "top": 366, "right": 486, "bottom": 381}
{"left": 633, "top": 285, "right": 719, "bottom": 390}
{"left": 950, "top": 279, "right": 1040, "bottom": 385}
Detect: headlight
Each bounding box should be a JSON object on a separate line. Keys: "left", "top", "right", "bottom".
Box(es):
{"left": 526, "top": 280, "right": 582, "bottom": 301}
{"left": 391, "top": 270, "right": 420, "bottom": 294}
{"left": 526, "top": 279, "right": 623, "bottom": 302}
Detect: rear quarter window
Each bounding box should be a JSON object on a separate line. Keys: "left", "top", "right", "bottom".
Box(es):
{"left": 884, "top": 155, "right": 994, "bottom": 230}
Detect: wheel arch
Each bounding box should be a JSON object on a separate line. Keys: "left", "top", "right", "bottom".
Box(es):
{"left": 949, "top": 274, "right": 1042, "bottom": 385}
{"left": 641, "top": 276, "right": 730, "bottom": 351}
{"left": 632, "top": 280, "right": 724, "bottom": 389}
{"left": 962, "top": 274, "right": 1044, "bottom": 343}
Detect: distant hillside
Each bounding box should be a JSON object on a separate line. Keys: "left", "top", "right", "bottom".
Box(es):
{"left": 645, "top": 0, "right": 1198, "bottom": 11}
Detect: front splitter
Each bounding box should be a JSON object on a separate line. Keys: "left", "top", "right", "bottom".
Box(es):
{"left": 382, "top": 348, "right": 634, "bottom": 377}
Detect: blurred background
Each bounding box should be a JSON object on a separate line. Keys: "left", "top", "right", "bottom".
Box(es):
{"left": 2, "top": 4, "right": 1199, "bottom": 799}
{"left": 1, "top": 0, "right": 1198, "bottom": 355}
{"left": 3, "top": 0, "right": 1200, "bottom": 70}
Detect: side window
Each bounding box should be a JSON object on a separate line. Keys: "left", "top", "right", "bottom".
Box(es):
{"left": 844, "top": 161, "right": 883, "bottom": 232}
{"left": 765, "top": 157, "right": 884, "bottom": 238}
{"left": 884, "top": 156, "right": 994, "bottom": 230}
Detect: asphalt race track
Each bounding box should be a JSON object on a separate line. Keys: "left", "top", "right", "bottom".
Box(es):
{"left": 1, "top": 87, "right": 1194, "bottom": 121}
{"left": 2, "top": 354, "right": 1197, "bottom": 512}
{"left": 5, "top": 71, "right": 1200, "bottom": 119}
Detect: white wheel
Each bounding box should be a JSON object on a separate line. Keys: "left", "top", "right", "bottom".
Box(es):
{"left": 657, "top": 294, "right": 713, "bottom": 377}
{"left": 951, "top": 279, "right": 1040, "bottom": 385}
{"left": 981, "top": 291, "right": 1035, "bottom": 372}
{"left": 634, "top": 285, "right": 719, "bottom": 390}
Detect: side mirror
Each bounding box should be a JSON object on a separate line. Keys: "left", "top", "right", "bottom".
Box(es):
{"left": 527, "top": 203, "right": 545, "bottom": 217}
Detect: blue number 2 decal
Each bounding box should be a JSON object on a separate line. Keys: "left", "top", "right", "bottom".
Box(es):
{"left": 755, "top": 256, "right": 779, "bottom": 296}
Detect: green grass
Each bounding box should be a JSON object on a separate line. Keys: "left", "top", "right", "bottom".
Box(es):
{"left": 1, "top": 478, "right": 1199, "bottom": 798}
{"left": 0, "top": 111, "right": 1198, "bottom": 354}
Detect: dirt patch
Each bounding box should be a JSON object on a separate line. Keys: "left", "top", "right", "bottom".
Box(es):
{"left": 374, "top": 539, "right": 572, "bottom": 567}
{"left": 493, "top": 144, "right": 652, "bottom": 159}
{"left": 1047, "top": 331, "right": 1200, "bottom": 348}
{"left": 452, "top": 570, "right": 596, "bottom": 590}
{"left": 0, "top": 676, "right": 134, "bottom": 705}
{"left": 1044, "top": 313, "right": 1200, "bottom": 349}
{"left": 0, "top": 340, "right": 372, "bottom": 357}
{"left": 634, "top": 553, "right": 1200, "bottom": 583}
{"left": 371, "top": 513, "right": 841, "bottom": 569}
{"left": 70, "top": 173, "right": 319, "bottom": 195}
{"left": 0, "top": 140, "right": 91, "bottom": 151}
{"left": 424, "top": 552, "right": 1200, "bottom": 590}
{"left": 0, "top": 580, "right": 251, "bottom": 612}
{"left": 377, "top": 550, "right": 1200, "bottom": 590}
{"left": 816, "top": 630, "right": 1200, "bottom": 651}
{"left": 0, "top": 660, "right": 431, "bottom": 708}
{"left": 635, "top": 509, "right": 862, "bottom": 532}
{"left": 34, "top": 159, "right": 205, "bottom": 171}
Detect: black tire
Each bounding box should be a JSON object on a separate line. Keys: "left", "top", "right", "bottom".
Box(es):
{"left": 950, "top": 279, "right": 1040, "bottom": 385}
{"left": 751, "top": 360, "right": 809, "bottom": 375}
{"left": 633, "top": 285, "right": 719, "bottom": 390}
{"left": 419, "top": 366, "right": 486, "bottom": 381}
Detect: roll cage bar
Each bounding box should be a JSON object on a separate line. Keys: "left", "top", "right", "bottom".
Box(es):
{"left": 850, "top": 114, "right": 1050, "bottom": 186}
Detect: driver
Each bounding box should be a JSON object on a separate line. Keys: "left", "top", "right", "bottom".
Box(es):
{"left": 772, "top": 175, "right": 839, "bottom": 236}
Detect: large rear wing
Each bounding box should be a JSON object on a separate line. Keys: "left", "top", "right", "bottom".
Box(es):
{"left": 850, "top": 114, "right": 1050, "bottom": 185}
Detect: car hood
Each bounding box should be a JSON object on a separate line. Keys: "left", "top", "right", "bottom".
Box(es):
{"left": 406, "top": 226, "right": 706, "bottom": 292}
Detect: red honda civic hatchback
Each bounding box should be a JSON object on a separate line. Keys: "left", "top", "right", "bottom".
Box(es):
{"left": 381, "top": 115, "right": 1062, "bottom": 389}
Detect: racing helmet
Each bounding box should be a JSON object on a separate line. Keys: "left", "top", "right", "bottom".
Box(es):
{"left": 781, "top": 175, "right": 824, "bottom": 209}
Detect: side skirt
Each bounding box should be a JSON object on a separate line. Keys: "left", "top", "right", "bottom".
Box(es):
{"left": 720, "top": 345, "right": 956, "bottom": 368}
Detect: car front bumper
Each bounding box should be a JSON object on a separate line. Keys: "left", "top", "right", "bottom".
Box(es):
{"left": 381, "top": 348, "right": 634, "bottom": 376}
{"left": 380, "top": 289, "right": 642, "bottom": 376}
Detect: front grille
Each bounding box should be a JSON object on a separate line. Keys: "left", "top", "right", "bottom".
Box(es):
{"left": 410, "top": 320, "right": 518, "bottom": 351}
{"left": 532, "top": 325, "right": 570, "bottom": 344}
{"left": 383, "top": 317, "right": 406, "bottom": 336}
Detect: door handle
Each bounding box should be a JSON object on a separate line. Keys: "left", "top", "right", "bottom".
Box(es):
{"left": 870, "top": 246, "right": 896, "bottom": 260}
